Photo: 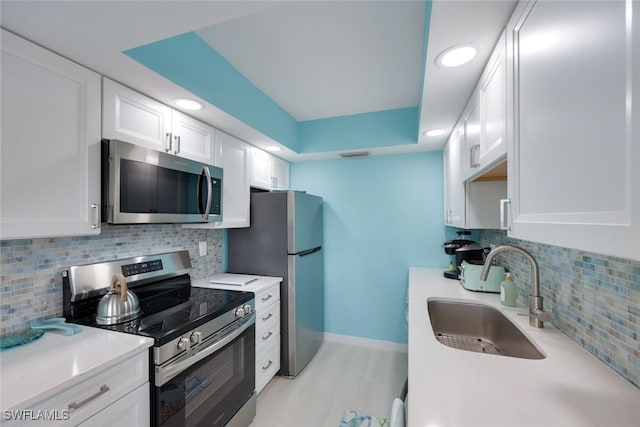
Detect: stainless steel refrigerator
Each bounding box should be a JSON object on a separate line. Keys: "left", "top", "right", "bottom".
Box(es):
{"left": 227, "top": 191, "right": 324, "bottom": 377}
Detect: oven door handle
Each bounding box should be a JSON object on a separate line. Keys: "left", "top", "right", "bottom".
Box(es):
{"left": 155, "top": 315, "right": 254, "bottom": 387}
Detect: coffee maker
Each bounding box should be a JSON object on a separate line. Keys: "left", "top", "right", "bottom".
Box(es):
{"left": 443, "top": 231, "right": 485, "bottom": 279}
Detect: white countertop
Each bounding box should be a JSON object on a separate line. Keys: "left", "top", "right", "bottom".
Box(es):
{"left": 408, "top": 268, "right": 640, "bottom": 427}
{"left": 191, "top": 274, "right": 282, "bottom": 292}
{"left": 0, "top": 326, "right": 153, "bottom": 410}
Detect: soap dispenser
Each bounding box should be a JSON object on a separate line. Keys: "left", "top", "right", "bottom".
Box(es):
{"left": 500, "top": 273, "right": 517, "bottom": 307}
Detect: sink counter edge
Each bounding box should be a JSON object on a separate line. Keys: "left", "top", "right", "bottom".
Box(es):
{"left": 408, "top": 267, "right": 640, "bottom": 427}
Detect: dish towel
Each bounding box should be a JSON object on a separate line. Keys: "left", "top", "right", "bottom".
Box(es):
{"left": 339, "top": 410, "right": 389, "bottom": 427}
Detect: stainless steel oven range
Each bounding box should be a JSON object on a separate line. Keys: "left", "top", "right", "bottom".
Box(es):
{"left": 63, "top": 250, "right": 256, "bottom": 427}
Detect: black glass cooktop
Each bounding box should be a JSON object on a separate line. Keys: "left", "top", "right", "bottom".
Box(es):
{"left": 68, "top": 274, "right": 252, "bottom": 346}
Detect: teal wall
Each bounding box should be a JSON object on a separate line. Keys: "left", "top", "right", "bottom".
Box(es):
{"left": 291, "top": 151, "right": 445, "bottom": 344}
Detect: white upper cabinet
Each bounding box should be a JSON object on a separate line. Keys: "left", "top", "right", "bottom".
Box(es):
{"left": 250, "top": 147, "right": 290, "bottom": 191}
{"left": 444, "top": 125, "right": 465, "bottom": 227}
{"left": 102, "top": 78, "right": 171, "bottom": 151}
{"left": 250, "top": 147, "right": 273, "bottom": 189}
{"left": 463, "top": 31, "right": 507, "bottom": 181}
{"left": 462, "top": 92, "right": 482, "bottom": 180}
{"left": 184, "top": 131, "right": 251, "bottom": 229}
{"left": 271, "top": 155, "right": 290, "bottom": 190}
{"left": 1, "top": 29, "right": 102, "bottom": 239}
{"left": 214, "top": 131, "right": 250, "bottom": 228}
{"left": 103, "top": 78, "right": 215, "bottom": 164}
{"left": 478, "top": 30, "right": 507, "bottom": 169}
{"left": 505, "top": 0, "right": 639, "bottom": 260}
{"left": 169, "top": 110, "right": 215, "bottom": 164}
{"left": 444, "top": 121, "right": 507, "bottom": 230}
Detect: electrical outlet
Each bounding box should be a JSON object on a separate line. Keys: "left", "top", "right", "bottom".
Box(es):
{"left": 199, "top": 241, "right": 207, "bottom": 256}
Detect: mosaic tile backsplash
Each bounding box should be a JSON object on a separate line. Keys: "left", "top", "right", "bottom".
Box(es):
{"left": 478, "top": 230, "right": 640, "bottom": 389}
{"left": 0, "top": 224, "right": 223, "bottom": 335}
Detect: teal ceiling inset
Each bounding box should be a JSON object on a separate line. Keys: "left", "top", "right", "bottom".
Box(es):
{"left": 125, "top": 31, "right": 300, "bottom": 152}
{"left": 124, "top": 1, "right": 432, "bottom": 155}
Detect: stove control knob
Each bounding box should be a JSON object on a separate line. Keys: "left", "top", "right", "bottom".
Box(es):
{"left": 243, "top": 304, "right": 252, "bottom": 315}
{"left": 190, "top": 331, "right": 202, "bottom": 345}
{"left": 177, "top": 337, "right": 190, "bottom": 351}
{"left": 235, "top": 307, "right": 245, "bottom": 318}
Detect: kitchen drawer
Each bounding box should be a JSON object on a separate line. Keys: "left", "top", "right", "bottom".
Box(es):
{"left": 256, "top": 339, "right": 280, "bottom": 394}
{"left": 3, "top": 350, "right": 148, "bottom": 427}
{"left": 256, "top": 301, "right": 280, "bottom": 336}
{"left": 256, "top": 308, "right": 280, "bottom": 351}
{"left": 77, "top": 382, "right": 150, "bottom": 427}
{"left": 255, "top": 283, "right": 280, "bottom": 313}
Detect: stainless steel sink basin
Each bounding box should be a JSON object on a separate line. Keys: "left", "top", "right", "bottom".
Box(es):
{"left": 427, "top": 298, "right": 545, "bottom": 360}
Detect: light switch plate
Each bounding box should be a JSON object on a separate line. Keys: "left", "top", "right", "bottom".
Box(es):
{"left": 199, "top": 241, "right": 207, "bottom": 256}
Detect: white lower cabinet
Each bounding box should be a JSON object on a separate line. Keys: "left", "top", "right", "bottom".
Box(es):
{"left": 0, "top": 29, "right": 102, "bottom": 240}
{"left": 254, "top": 282, "right": 281, "bottom": 394}
{"left": 505, "top": 0, "right": 640, "bottom": 260}
{"left": 78, "top": 383, "right": 149, "bottom": 427}
{"left": 196, "top": 276, "right": 283, "bottom": 394}
{"left": 256, "top": 340, "right": 280, "bottom": 393}
{"left": 4, "top": 350, "right": 149, "bottom": 427}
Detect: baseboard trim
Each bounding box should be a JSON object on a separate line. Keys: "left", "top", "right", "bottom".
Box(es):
{"left": 323, "top": 333, "right": 408, "bottom": 353}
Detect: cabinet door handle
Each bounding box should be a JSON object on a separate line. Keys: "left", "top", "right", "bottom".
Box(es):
{"left": 91, "top": 203, "right": 100, "bottom": 229}
{"left": 174, "top": 135, "right": 181, "bottom": 155}
{"left": 68, "top": 384, "right": 109, "bottom": 411}
{"left": 261, "top": 294, "right": 273, "bottom": 303}
{"left": 165, "top": 132, "right": 172, "bottom": 153}
{"left": 446, "top": 209, "right": 452, "bottom": 224}
{"left": 261, "top": 313, "right": 273, "bottom": 322}
{"left": 500, "top": 198, "right": 511, "bottom": 231}
{"left": 262, "top": 331, "right": 273, "bottom": 341}
{"left": 261, "top": 360, "right": 273, "bottom": 371}
{"left": 470, "top": 144, "right": 481, "bottom": 168}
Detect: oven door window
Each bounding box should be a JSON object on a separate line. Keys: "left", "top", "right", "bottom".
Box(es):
{"left": 158, "top": 325, "right": 255, "bottom": 427}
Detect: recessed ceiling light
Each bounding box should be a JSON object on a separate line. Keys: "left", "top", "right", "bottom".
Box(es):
{"left": 436, "top": 43, "right": 478, "bottom": 67}
{"left": 174, "top": 98, "right": 204, "bottom": 111}
{"left": 265, "top": 145, "right": 281, "bottom": 152}
{"left": 424, "top": 129, "right": 446, "bottom": 137}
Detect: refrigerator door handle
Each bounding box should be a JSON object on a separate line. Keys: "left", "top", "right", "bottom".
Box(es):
{"left": 295, "top": 247, "right": 322, "bottom": 257}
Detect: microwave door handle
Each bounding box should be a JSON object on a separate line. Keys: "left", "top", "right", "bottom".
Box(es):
{"left": 197, "top": 166, "right": 213, "bottom": 220}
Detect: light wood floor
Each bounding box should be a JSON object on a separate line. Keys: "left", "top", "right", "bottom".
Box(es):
{"left": 250, "top": 340, "right": 408, "bottom": 427}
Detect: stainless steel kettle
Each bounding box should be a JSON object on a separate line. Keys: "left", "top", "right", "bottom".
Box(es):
{"left": 96, "top": 273, "right": 141, "bottom": 325}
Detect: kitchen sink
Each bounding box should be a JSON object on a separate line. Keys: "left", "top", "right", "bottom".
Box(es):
{"left": 427, "top": 298, "right": 546, "bottom": 360}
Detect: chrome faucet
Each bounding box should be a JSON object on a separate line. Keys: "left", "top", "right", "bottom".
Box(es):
{"left": 480, "top": 245, "right": 551, "bottom": 328}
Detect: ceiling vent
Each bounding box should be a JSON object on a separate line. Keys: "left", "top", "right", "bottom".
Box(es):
{"left": 339, "top": 151, "right": 370, "bottom": 158}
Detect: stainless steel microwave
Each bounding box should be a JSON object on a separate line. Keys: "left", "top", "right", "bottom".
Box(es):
{"left": 102, "top": 139, "right": 222, "bottom": 224}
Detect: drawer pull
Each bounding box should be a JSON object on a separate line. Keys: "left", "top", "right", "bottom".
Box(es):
{"left": 68, "top": 384, "right": 109, "bottom": 411}
{"left": 261, "top": 331, "right": 273, "bottom": 341}
{"left": 261, "top": 294, "right": 273, "bottom": 302}
{"left": 261, "top": 313, "right": 273, "bottom": 321}
{"left": 261, "top": 360, "right": 273, "bottom": 371}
